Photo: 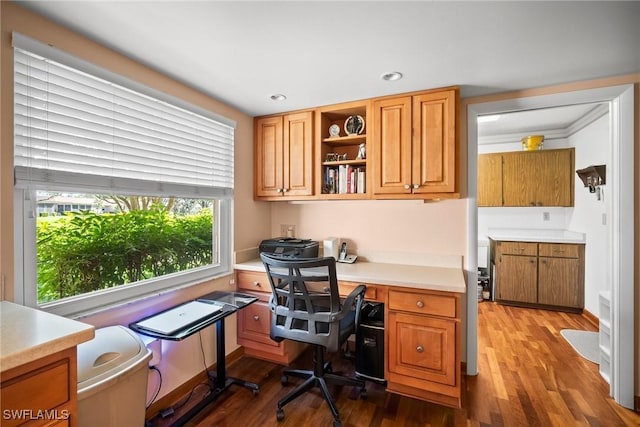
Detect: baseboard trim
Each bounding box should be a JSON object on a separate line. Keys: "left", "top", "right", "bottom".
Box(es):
{"left": 145, "top": 346, "right": 245, "bottom": 420}
{"left": 582, "top": 308, "right": 599, "bottom": 330}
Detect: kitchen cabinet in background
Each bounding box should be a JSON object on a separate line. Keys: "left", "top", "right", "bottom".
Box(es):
{"left": 478, "top": 148, "right": 575, "bottom": 207}
{"left": 490, "top": 239, "right": 585, "bottom": 312}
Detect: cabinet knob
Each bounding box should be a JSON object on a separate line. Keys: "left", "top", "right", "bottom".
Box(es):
{"left": 282, "top": 188, "right": 289, "bottom": 193}
{"left": 323, "top": 287, "right": 330, "bottom": 293}
{"left": 416, "top": 300, "right": 424, "bottom": 308}
{"left": 253, "top": 315, "right": 260, "bottom": 321}
{"left": 413, "top": 184, "right": 420, "bottom": 189}
{"left": 253, "top": 281, "right": 261, "bottom": 287}
{"left": 416, "top": 345, "right": 424, "bottom": 353}
{"left": 404, "top": 184, "right": 411, "bottom": 190}
{"left": 276, "top": 188, "right": 282, "bottom": 193}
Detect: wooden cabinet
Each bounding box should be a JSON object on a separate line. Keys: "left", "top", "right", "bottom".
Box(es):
{"left": 371, "top": 88, "right": 458, "bottom": 199}
{"left": 477, "top": 153, "right": 502, "bottom": 206}
{"left": 492, "top": 239, "right": 585, "bottom": 311}
{"left": 478, "top": 148, "right": 574, "bottom": 207}
{"left": 1, "top": 347, "right": 77, "bottom": 426}
{"left": 386, "top": 288, "right": 461, "bottom": 408}
{"left": 254, "top": 111, "right": 313, "bottom": 199}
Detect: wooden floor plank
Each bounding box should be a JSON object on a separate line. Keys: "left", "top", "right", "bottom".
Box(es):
{"left": 148, "top": 302, "right": 640, "bottom": 426}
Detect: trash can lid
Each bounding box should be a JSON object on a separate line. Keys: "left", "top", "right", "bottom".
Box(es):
{"left": 77, "top": 325, "right": 148, "bottom": 386}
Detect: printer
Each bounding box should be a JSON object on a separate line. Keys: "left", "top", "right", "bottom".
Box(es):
{"left": 259, "top": 238, "right": 319, "bottom": 258}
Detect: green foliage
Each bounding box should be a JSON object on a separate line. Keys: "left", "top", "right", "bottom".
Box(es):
{"left": 36, "top": 207, "right": 213, "bottom": 303}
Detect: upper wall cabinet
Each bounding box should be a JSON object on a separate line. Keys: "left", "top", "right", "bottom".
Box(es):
{"left": 478, "top": 148, "right": 575, "bottom": 207}
{"left": 254, "top": 111, "right": 314, "bottom": 200}
{"left": 371, "top": 88, "right": 459, "bottom": 199}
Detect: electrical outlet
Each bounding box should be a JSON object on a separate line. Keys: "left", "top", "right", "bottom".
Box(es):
{"left": 543, "top": 212, "right": 550, "bottom": 221}
{"left": 280, "top": 224, "right": 295, "bottom": 237}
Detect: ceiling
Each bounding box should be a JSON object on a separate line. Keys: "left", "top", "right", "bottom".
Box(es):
{"left": 13, "top": 1, "right": 640, "bottom": 125}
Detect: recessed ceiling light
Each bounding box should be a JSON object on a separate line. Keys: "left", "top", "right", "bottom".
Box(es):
{"left": 270, "top": 94, "right": 287, "bottom": 101}
{"left": 380, "top": 71, "right": 403, "bottom": 81}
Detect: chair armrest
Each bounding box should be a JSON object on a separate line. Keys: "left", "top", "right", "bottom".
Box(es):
{"left": 339, "top": 284, "right": 366, "bottom": 327}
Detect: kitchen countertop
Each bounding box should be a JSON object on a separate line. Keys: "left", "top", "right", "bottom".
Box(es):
{"left": 486, "top": 228, "right": 586, "bottom": 244}
{"left": 1, "top": 301, "right": 94, "bottom": 372}
{"left": 235, "top": 258, "right": 466, "bottom": 294}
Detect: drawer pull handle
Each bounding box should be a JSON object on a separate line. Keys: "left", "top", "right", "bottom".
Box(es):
{"left": 253, "top": 315, "right": 260, "bottom": 321}
{"left": 416, "top": 345, "right": 424, "bottom": 353}
{"left": 253, "top": 281, "right": 261, "bottom": 287}
{"left": 416, "top": 300, "right": 424, "bottom": 308}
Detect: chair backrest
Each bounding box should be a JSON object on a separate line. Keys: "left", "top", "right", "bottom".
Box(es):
{"left": 260, "top": 253, "right": 359, "bottom": 352}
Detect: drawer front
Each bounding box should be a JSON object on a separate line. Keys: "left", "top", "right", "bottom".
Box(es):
{"left": 237, "top": 300, "right": 278, "bottom": 347}
{"left": 497, "top": 241, "right": 537, "bottom": 256}
{"left": 340, "top": 281, "right": 377, "bottom": 300}
{"left": 387, "top": 312, "right": 457, "bottom": 387}
{"left": 538, "top": 243, "right": 580, "bottom": 258}
{"left": 1, "top": 359, "right": 70, "bottom": 426}
{"left": 388, "top": 290, "right": 457, "bottom": 318}
{"left": 236, "top": 270, "right": 270, "bottom": 293}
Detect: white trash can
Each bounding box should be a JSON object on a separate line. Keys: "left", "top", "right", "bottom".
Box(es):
{"left": 77, "top": 325, "right": 152, "bottom": 427}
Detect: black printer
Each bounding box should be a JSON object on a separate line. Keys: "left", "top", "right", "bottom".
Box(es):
{"left": 259, "top": 238, "right": 319, "bottom": 258}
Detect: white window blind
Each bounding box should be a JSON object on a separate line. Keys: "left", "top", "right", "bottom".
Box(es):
{"left": 13, "top": 33, "right": 234, "bottom": 198}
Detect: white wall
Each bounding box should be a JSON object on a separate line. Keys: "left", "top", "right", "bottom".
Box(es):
{"left": 567, "top": 113, "right": 610, "bottom": 315}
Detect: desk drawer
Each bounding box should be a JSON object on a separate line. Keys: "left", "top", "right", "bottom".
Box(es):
{"left": 388, "top": 290, "right": 457, "bottom": 318}
{"left": 236, "top": 270, "right": 270, "bottom": 293}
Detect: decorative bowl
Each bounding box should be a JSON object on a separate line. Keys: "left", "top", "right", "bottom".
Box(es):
{"left": 521, "top": 135, "right": 544, "bottom": 151}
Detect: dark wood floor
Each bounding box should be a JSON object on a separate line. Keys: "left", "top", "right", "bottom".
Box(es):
{"left": 149, "top": 302, "right": 640, "bottom": 426}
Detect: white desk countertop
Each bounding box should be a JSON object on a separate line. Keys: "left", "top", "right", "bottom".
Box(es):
{"left": 1, "top": 301, "right": 94, "bottom": 372}
{"left": 235, "top": 259, "right": 466, "bottom": 294}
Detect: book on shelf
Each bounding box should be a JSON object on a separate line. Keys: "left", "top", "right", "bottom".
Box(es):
{"left": 324, "top": 165, "right": 365, "bottom": 194}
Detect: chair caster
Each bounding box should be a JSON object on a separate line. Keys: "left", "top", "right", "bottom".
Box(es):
{"left": 333, "top": 419, "right": 342, "bottom": 427}
{"left": 276, "top": 408, "right": 285, "bottom": 422}
{"left": 252, "top": 388, "right": 259, "bottom": 396}
{"left": 280, "top": 375, "right": 288, "bottom": 385}
{"left": 360, "top": 387, "right": 367, "bottom": 399}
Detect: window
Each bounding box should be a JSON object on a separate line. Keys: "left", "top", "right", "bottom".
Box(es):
{"left": 13, "top": 33, "right": 235, "bottom": 317}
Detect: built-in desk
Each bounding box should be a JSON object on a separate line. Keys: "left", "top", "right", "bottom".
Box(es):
{"left": 234, "top": 254, "right": 466, "bottom": 408}
{"left": 1, "top": 301, "right": 94, "bottom": 427}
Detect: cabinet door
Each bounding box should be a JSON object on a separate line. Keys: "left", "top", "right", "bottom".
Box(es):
{"left": 477, "top": 153, "right": 503, "bottom": 206}
{"left": 283, "top": 111, "right": 313, "bottom": 196}
{"left": 502, "top": 149, "right": 574, "bottom": 207}
{"left": 496, "top": 254, "right": 537, "bottom": 303}
{"left": 412, "top": 90, "right": 456, "bottom": 194}
{"left": 538, "top": 257, "right": 581, "bottom": 308}
{"left": 254, "top": 116, "right": 284, "bottom": 197}
{"left": 371, "top": 96, "right": 412, "bottom": 195}
{"left": 534, "top": 149, "right": 574, "bottom": 206}
{"left": 387, "top": 312, "right": 457, "bottom": 387}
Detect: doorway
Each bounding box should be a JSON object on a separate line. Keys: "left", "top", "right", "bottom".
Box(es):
{"left": 465, "top": 84, "right": 634, "bottom": 408}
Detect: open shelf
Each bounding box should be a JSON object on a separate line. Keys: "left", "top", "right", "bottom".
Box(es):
{"left": 316, "top": 100, "right": 370, "bottom": 198}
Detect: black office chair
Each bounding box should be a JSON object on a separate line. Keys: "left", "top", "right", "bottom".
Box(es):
{"left": 260, "top": 253, "right": 367, "bottom": 427}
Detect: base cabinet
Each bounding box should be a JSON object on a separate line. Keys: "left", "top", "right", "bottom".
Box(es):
{"left": 385, "top": 288, "right": 461, "bottom": 408}
{"left": 492, "top": 239, "right": 585, "bottom": 311}
{"left": 1, "top": 348, "right": 77, "bottom": 427}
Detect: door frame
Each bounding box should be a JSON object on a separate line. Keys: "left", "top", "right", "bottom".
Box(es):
{"left": 466, "top": 84, "right": 634, "bottom": 408}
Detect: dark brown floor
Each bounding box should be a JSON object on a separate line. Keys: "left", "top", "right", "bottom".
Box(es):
{"left": 148, "top": 302, "right": 640, "bottom": 426}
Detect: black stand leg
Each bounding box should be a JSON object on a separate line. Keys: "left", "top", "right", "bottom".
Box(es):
{"left": 170, "top": 318, "right": 259, "bottom": 427}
